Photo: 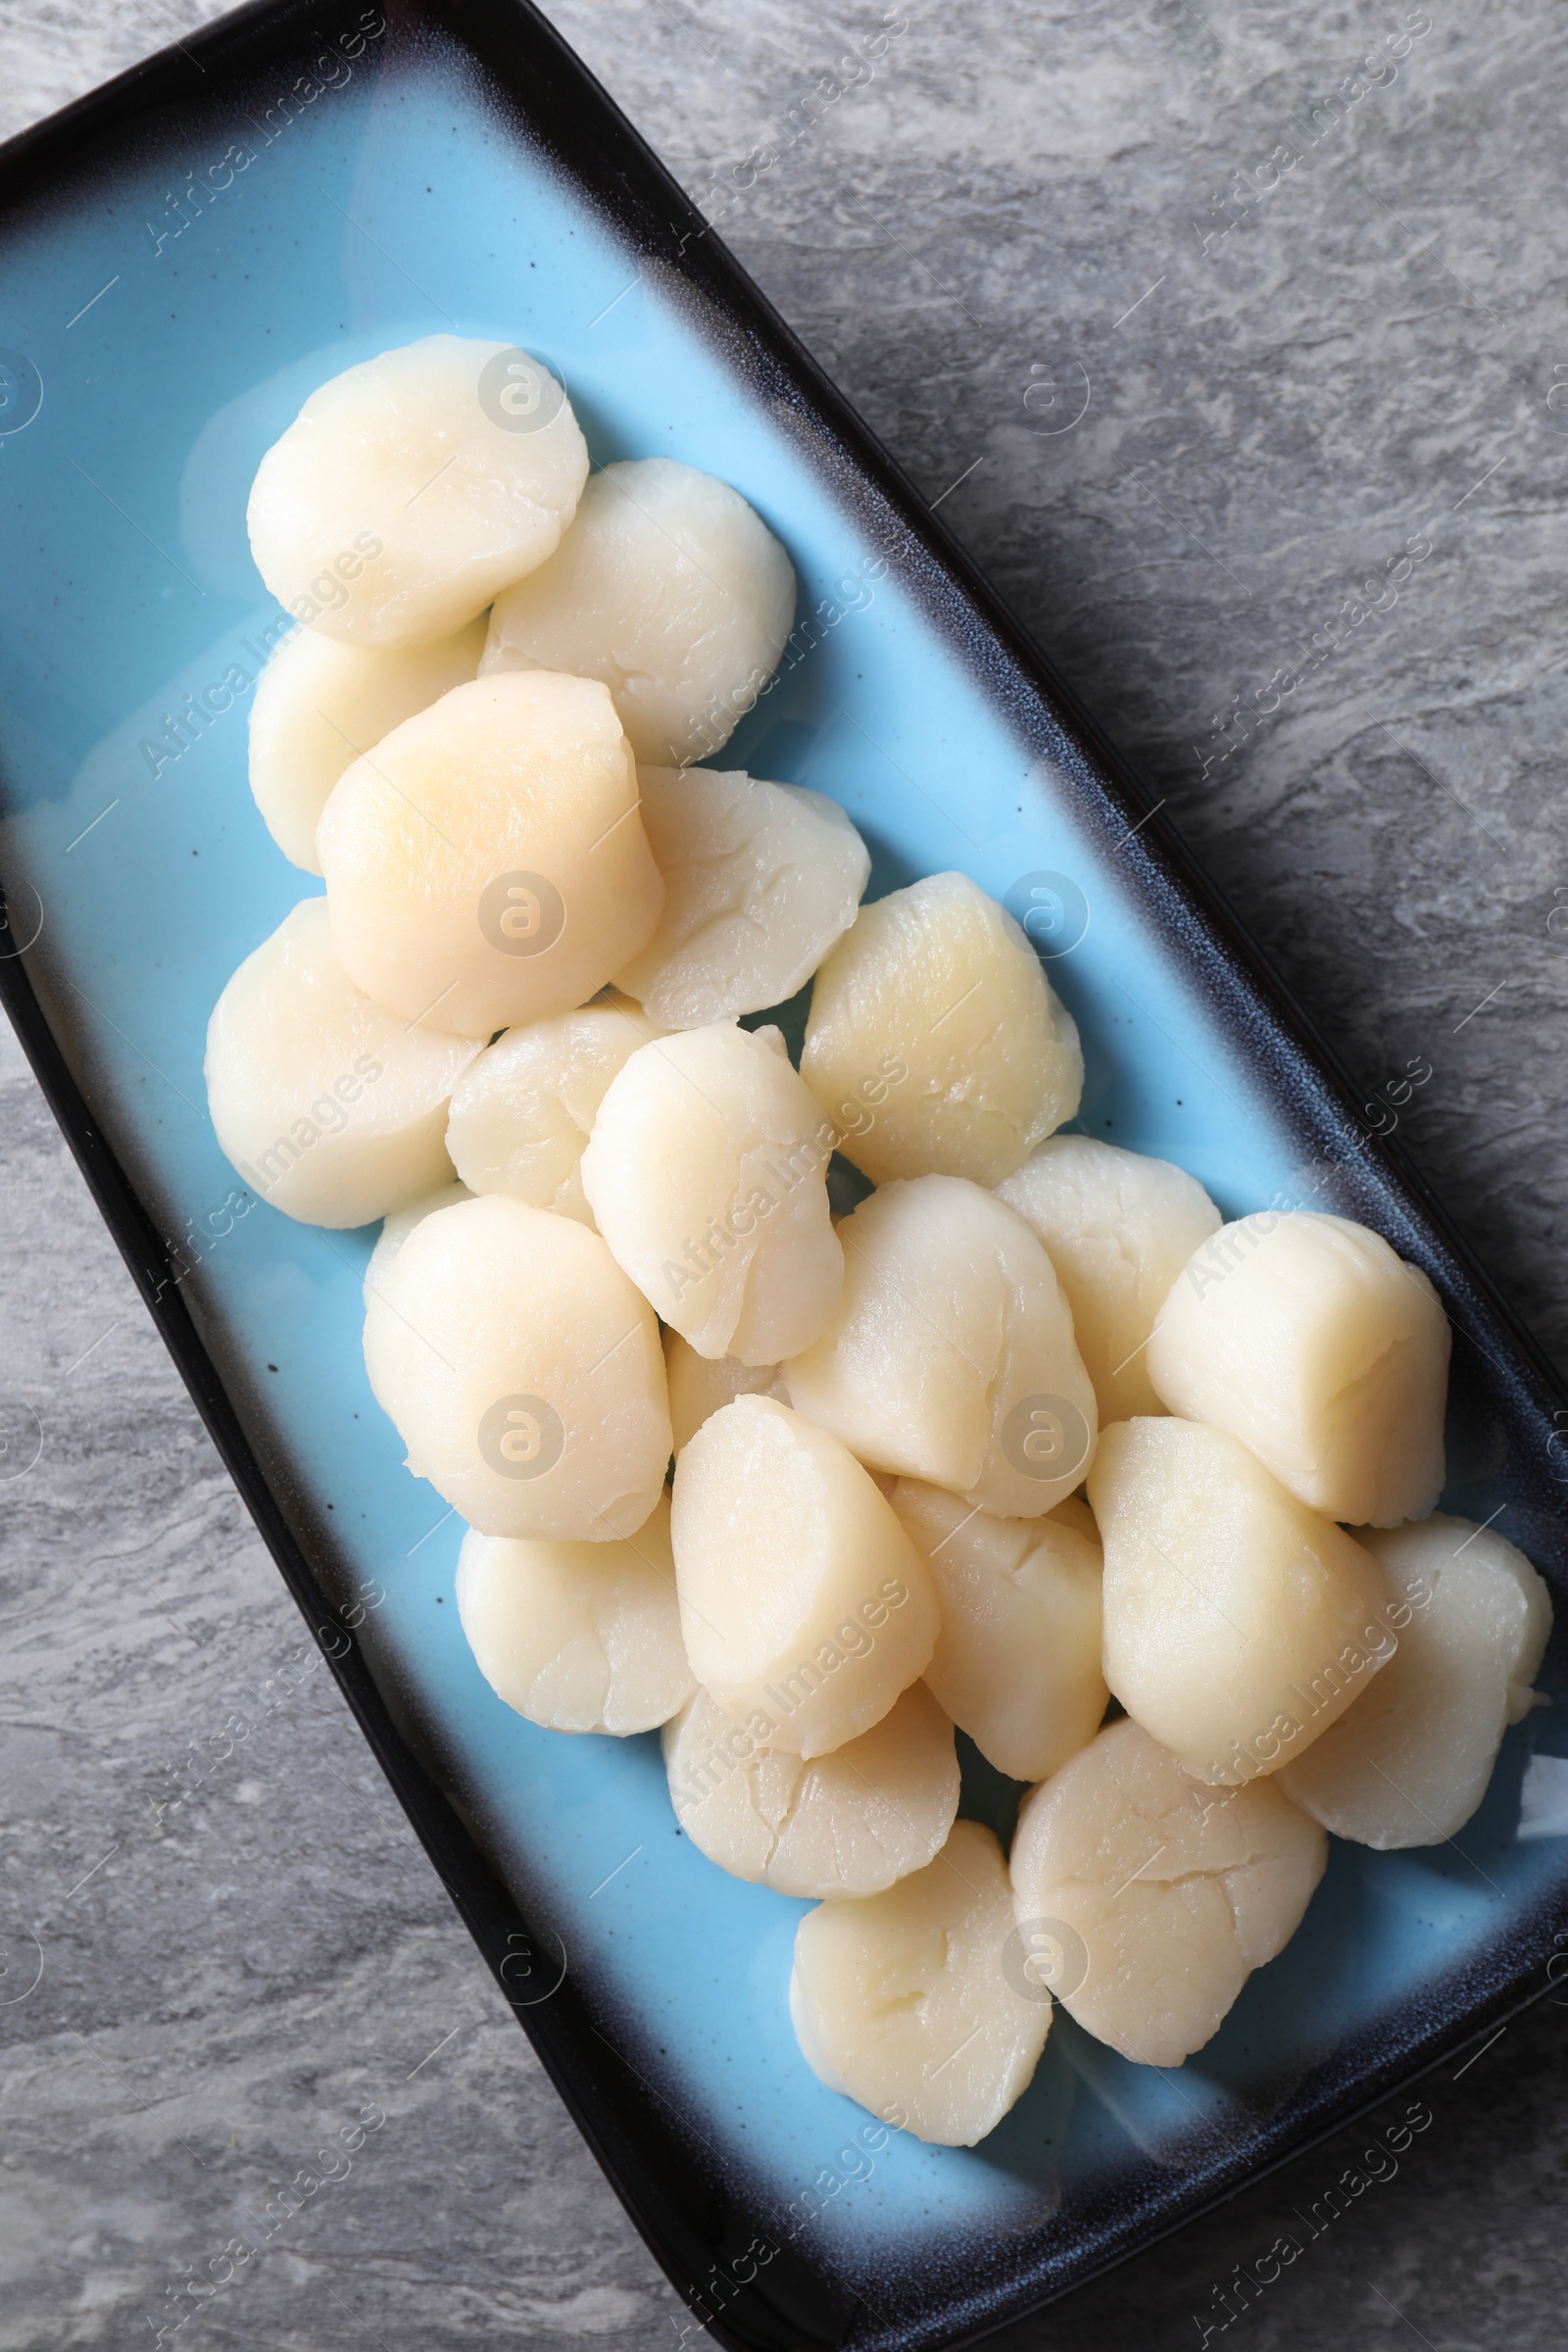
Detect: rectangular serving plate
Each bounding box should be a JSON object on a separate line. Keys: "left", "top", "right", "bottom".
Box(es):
{"left": 1, "top": 4, "right": 1566, "bottom": 2348}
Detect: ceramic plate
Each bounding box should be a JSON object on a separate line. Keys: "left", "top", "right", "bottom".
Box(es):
{"left": 1, "top": 3, "right": 1565, "bottom": 2346}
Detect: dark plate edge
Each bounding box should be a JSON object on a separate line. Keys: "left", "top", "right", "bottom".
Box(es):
{"left": 0, "top": 3, "right": 1564, "bottom": 2350}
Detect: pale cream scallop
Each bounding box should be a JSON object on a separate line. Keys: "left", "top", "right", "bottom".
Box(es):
{"left": 800, "top": 870, "right": 1083, "bottom": 1187}
{"left": 248, "top": 615, "right": 486, "bottom": 872}
{"left": 889, "top": 1479, "right": 1107, "bottom": 1784}
{"left": 663, "top": 1330, "right": 787, "bottom": 1454}
{"left": 247, "top": 336, "right": 588, "bottom": 645}
{"left": 663, "top": 1682, "right": 958, "bottom": 1897}
{"left": 1147, "top": 1209, "right": 1450, "bottom": 1527}
{"left": 580, "top": 1022, "right": 842, "bottom": 1366}
{"left": 1088, "top": 1417, "right": 1391, "bottom": 1787}
{"left": 790, "top": 1819, "right": 1051, "bottom": 2145}
{"left": 205, "top": 898, "right": 480, "bottom": 1229}
{"left": 670, "top": 1395, "right": 938, "bottom": 1758}
{"left": 995, "top": 1136, "right": 1223, "bottom": 1423}
{"left": 316, "top": 670, "right": 663, "bottom": 1039}
{"left": 481, "top": 458, "right": 795, "bottom": 765}
{"left": 362, "top": 1193, "right": 670, "bottom": 1542}
{"left": 445, "top": 990, "right": 666, "bottom": 1225}
{"left": 783, "top": 1175, "right": 1099, "bottom": 1518}
{"left": 613, "top": 767, "right": 870, "bottom": 1027}
{"left": 456, "top": 1494, "right": 694, "bottom": 1736}
{"left": 364, "top": 1179, "right": 473, "bottom": 1305}
{"left": 1009, "top": 1717, "right": 1326, "bottom": 2069}
{"left": 1278, "top": 1514, "right": 1552, "bottom": 1848}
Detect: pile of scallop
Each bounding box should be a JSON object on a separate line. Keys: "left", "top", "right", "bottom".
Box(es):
{"left": 207, "top": 335, "right": 1553, "bottom": 2149}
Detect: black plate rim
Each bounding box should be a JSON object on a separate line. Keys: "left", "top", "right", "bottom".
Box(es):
{"left": 0, "top": 4, "right": 1565, "bottom": 2349}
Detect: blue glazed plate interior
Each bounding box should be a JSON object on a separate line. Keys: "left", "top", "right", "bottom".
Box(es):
{"left": 2, "top": 12, "right": 1567, "bottom": 2333}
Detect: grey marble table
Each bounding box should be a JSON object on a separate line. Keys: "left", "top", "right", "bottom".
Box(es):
{"left": 3, "top": 1, "right": 1567, "bottom": 2346}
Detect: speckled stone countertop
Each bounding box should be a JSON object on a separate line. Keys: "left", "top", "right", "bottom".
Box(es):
{"left": 2, "top": 2, "right": 1566, "bottom": 2346}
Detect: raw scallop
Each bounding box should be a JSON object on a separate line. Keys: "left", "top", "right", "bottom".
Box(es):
{"left": 1010, "top": 1716, "right": 1326, "bottom": 2067}
{"left": 1088, "top": 1416, "right": 1391, "bottom": 1786}
{"left": 801, "top": 871, "right": 1082, "bottom": 1186}
{"left": 248, "top": 336, "right": 588, "bottom": 644}
{"left": 482, "top": 458, "right": 794, "bottom": 764}
{"left": 248, "top": 615, "right": 485, "bottom": 872}
{"left": 784, "top": 1175, "right": 1098, "bottom": 1517}
{"left": 614, "top": 766, "right": 869, "bottom": 1027}
{"left": 791, "top": 1819, "right": 1051, "bottom": 2144}
{"left": 364, "top": 1179, "right": 472, "bottom": 1303}
{"left": 663, "top": 1680, "right": 957, "bottom": 1896}
{"left": 996, "top": 1135, "right": 1222, "bottom": 1423}
{"left": 205, "top": 898, "right": 480, "bottom": 1227}
{"left": 581, "top": 1021, "right": 842, "bottom": 1365}
{"left": 316, "top": 671, "right": 662, "bottom": 1039}
{"left": 664, "top": 1331, "right": 787, "bottom": 1454}
{"left": 670, "top": 1394, "right": 938, "bottom": 1757}
{"left": 1278, "top": 1513, "right": 1552, "bottom": 1847}
{"left": 457, "top": 1493, "right": 694, "bottom": 1735}
{"left": 890, "top": 1477, "right": 1106, "bottom": 1783}
{"left": 445, "top": 989, "right": 664, "bottom": 1223}
{"left": 362, "top": 1192, "right": 670, "bottom": 1542}
{"left": 1147, "top": 1209, "right": 1449, "bottom": 1527}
